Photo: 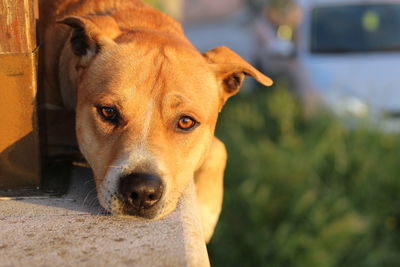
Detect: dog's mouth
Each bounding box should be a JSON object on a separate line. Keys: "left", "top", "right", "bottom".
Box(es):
{"left": 103, "top": 193, "right": 165, "bottom": 219}
{"left": 122, "top": 200, "right": 162, "bottom": 219}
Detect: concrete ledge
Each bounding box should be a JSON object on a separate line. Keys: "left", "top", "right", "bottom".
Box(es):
{"left": 0, "top": 167, "right": 210, "bottom": 267}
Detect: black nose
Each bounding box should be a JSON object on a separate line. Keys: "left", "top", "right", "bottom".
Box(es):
{"left": 119, "top": 173, "right": 163, "bottom": 210}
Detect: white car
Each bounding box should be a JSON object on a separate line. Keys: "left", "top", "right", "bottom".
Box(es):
{"left": 259, "top": 0, "right": 400, "bottom": 129}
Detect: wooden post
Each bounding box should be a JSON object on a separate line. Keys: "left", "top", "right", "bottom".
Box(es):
{"left": 0, "top": 0, "right": 40, "bottom": 188}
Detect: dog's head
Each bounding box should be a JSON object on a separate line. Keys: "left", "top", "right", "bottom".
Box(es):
{"left": 59, "top": 16, "right": 272, "bottom": 219}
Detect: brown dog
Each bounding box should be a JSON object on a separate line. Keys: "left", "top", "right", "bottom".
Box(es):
{"left": 40, "top": 0, "right": 272, "bottom": 242}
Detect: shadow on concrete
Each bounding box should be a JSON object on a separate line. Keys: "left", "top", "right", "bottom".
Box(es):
{"left": 0, "top": 141, "right": 105, "bottom": 215}
{"left": 6, "top": 165, "right": 105, "bottom": 215}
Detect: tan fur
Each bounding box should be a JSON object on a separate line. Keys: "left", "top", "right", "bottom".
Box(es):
{"left": 40, "top": 0, "right": 272, "bottom": 242}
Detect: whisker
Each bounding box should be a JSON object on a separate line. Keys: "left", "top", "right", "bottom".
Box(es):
{"left": 82, "top": 188, "right": 97, "bottom": 206}
{"left": 84, "top": 194, "right": 100, "bottom": 212}
{"left": 88, "top": 196, "right": 98, "bottom": 208}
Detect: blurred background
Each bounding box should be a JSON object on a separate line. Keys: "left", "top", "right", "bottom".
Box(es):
{"left": 146, "top": 0, "right": 400, "bottom": 266}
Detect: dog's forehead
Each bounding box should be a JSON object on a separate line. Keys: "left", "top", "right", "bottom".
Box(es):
{"left": 87, "top": 41, "right": 219, "bottom": 105}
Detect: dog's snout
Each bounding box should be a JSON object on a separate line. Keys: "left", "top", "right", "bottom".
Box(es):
{"left": 119, "top": 173, "right": 163, "bottom": 211}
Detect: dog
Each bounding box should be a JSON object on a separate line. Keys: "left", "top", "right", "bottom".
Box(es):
{"left": 40, "top": 0, "right": 272, "bottom": 242}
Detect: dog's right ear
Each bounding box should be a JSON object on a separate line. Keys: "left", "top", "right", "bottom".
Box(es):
{"left": 57, "top": 16, "right": 119, "bottom": 59}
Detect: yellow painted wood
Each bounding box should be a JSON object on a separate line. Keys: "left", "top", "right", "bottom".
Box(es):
{"left": 0, "top": 50, "right": 40, "bottom": 188}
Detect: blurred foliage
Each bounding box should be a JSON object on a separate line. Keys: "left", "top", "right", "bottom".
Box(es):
{"left": 142, "top": 0, "right": 163, "bottom": 10}
{"left": 142, "top": 0, "right": 182, "bottom": 19}
{"left": 209, "top": 81, "right": 400, "bottom": 267}
{"left": 247, "top": 0, "right": 294, "bottom": 12}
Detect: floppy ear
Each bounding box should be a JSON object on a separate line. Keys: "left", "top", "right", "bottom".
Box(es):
{"left": 203, "top": 46, "right": 273, "bottom": 107}
{"left": 57, "top": 16, "right": 119, "bottom": 62}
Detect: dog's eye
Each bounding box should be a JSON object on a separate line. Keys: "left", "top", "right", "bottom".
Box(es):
{"left": 97, "top": 106, "right": 119, "bottom": 124}
{"left": 177, "top": 116, "right": 198, "bottom": 131}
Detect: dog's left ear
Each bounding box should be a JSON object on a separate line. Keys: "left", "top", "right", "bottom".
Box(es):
{"left": 57, "top": 16, "right": 119, "bottom": 63}
{"left": 203, "top": 46, "right": 273, "bottom": 108}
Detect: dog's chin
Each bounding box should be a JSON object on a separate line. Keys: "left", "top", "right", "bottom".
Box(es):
{"left": 100, "top": 195, "right": 175, "bottom": 220}
{"left": 119, "top": 205, "right": 161, "bottom": 220}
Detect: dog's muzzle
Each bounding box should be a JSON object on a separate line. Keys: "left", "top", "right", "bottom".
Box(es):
{"left": 119, "top": 172, "right": 164, "bottom": 217}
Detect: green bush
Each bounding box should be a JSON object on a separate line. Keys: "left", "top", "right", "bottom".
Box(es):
{"left": 209, "top": 81, "right": 400, "bottom": 267}
{"left": 142, "top": 0, "right": 163, "bottom": 11}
